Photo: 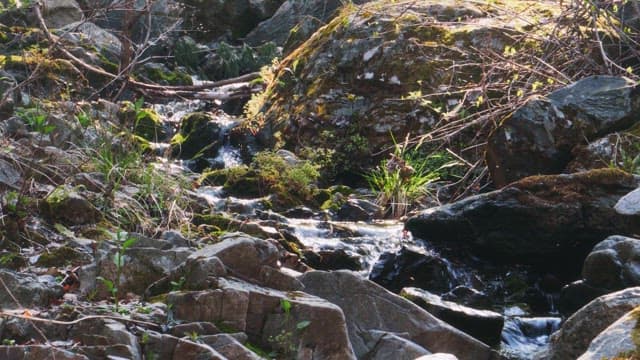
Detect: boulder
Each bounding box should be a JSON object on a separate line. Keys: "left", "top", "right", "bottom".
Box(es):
{"left": 69, "top": 319, "right": 141, "bottom": 359}
{"left": 200, "top": 333, "right": 262, "bottom": 360}
{"left": 401, "top": 287, "right": 504, "bottom": 346}
{"left": 487, "top": 76, "right": 640, "bottom": 187}
{"left": 369, "top": 246, "right": 459, "bottom": 293}
{"left": 61, "top": 22, "right": 122, "bottom": 62}
{"left": 542, "top": 287, "right": 640, "bottom": 360}
{"left": 41, "top": 0, "right": 83, "bottom": 29}
{"left": 566, "top": 132, "right": 640, "bottom": 173}
{"left": 577, "top": 307, "right": 640, "bottom": 360}
{"left": 405, "top": 169, "right": 640, "bottom": 271}
{"left": 0, "top": 270, "right": 62, "bottom": 309}
{"left": 558, "top": 280, "right": 608, "bottom": 315}
{"left": 168, "top": 278, "right": 356, "bottom": 359}
{"left": 250, "top": 0, "right": 560, "bottom": 177}
{"left": 299, "top": 270, "right": 493, "bottom": 360}
{"left": 245, "top": 0, "right": 372, "bottom": 47}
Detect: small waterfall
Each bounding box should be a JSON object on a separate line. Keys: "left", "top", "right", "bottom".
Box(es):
{"left": 501, "top": 315, "right": 561, "bottom": 359}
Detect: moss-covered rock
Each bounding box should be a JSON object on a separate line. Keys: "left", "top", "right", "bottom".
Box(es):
{"left": 142, "top": 62, "right": 193, "bottom": 86}
{"left": 248, "top": 0, "right": 560, "bottom": 179}
{"left": 170, "top": 112, "right": 222, "bottom": 160}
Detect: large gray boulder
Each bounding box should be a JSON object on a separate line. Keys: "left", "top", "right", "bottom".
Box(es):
{"left": 405, "top": 169, "right": 640, "bottom": 270}
{"left": 487, "top": 76, "right": 640, "bottom": 187}
{"left": 168, "top": 278, "right": 356, "bottom": 359}
{"left": 616, "top": 187, "right": 640, "bottom": 216}
{"left": 540, "top": 287, "right": 640, "bottom": 360}
{"left": 577, "top": 307, "right": 640, "bottom": 359}
{"left": 299, "top": 270, "right": 494, "bottom": 360}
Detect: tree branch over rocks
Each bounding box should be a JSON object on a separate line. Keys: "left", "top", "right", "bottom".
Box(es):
{"left": 33, "top": 0, "right": 261, "bottom": 102}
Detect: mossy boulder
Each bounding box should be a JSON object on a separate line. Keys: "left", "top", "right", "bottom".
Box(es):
{"left": 142, "top": 62, "right": 193, "bottom": 86}
{"left": 249, "top": 0, "right": 559, "bottom": 178}
{"left": 134, "top": 108, "right": 166, "bottom": 142}
{"left": 405, "top": 169, "right": 640, "bottom": 273}
{"left": 170, "top": 112, "right": 222, "bottom": 160}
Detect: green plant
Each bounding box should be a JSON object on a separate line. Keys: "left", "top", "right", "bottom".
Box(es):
{"left": 16, "top": 106, "right": 55, "bottom": 137}
{"left": 267, "top": 299, "right": 311, "bottom": 358}
{"left": 366, "top": 140, "right": 463, "bottom": 217}
{"left": 97, "top": 231, "right": 138, "bottom": 313}
{"left": 170, "top": 276, "right": 186, "bottom": 292}
{"left": 75, "top": 109, "right": 92, "bottom": 128}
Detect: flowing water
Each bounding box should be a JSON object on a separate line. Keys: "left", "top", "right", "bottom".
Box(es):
{"left": 155, "top": 100, "right": 562, "bottom": 360}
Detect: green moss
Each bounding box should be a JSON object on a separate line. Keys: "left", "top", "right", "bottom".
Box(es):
{"left": 144, "top": 66, "right": 192, "bottom": 86}
{"left": 133, "top": 108, "right": 165, "bottom": 142}
{"left": 36, "top": 246, "right": 87, "bottom": 267}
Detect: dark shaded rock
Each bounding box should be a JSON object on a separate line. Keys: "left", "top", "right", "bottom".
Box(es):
{"left": 401, "top": 287, "right": 504, "bottom": 346}
{"left": 441, "top": 286, "right": 491, "bottom": 309}
{"left": 487, "top": 76, "right": 640, "bottom": 187}
{"left": 170, "top": 112, "right": 223, "bottom": 160}
{"left": 336, "top": 198, "right": 382, "bottom": 221}
{"left": 566, "top": 132, "right": 640, "bottom": 173}
{"left": 299, "top": 270, "right": 493, "bottom": 360}
{"left": 541, "top": 287, "right": 640, "bottom": 360}
{"left": 405, "top": 169, "right": 640, "bottom": 272}
{"left": 171, "top": 322, "right": 221, "bottom": 338}
{"left": 0, "top": 270, "right": 62, "bottom": 309}
{"left": 181, "top": 0, "right": 284, "bottom": 42}
{"left": 369, "top": 246, "right": 460, "bottom": 293}
{"left": 0, "top": 158, "right": 21, "bottom": 190}
{"left": 558, "top": 280, "right": 608, "bottom": 316}
{"left": 302, "top": 248, "right": 362, "bottom": 271}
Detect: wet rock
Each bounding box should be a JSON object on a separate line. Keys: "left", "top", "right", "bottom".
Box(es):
{"left": 577, "top": 307, "right": 640, "bottom": 360}
{"left": 542, "top": 287, "right": 640, "bottom": 360}
{"left": 362, "top": 330, "right": 430, "bottom": 359}
{"left": 299, "top": 270, "right": 493, "bottom": 360}
{"left": 0, "top": 270, "right": 62, "bottom": 309}
{"left": 401, "top": 287, "right": 504, "bottom": 346}
{"left": 558, "top": 280, "right": 608, "bottom": 315}
{"left": 169, "top": 278, "right": 356, "bottom": 359}
{"left": 616, "top": 187, "right": 640, "bottom": 215}
{"left": 245, "top": 0, "right": 372, "bottom": 47}
{"left": 405, "top": 169, "right": 640, "bottom": 271}
{"left": 0, "top": 346, "right": 88, "bottom": 359}
{"left": 132, "top": 107, "right": 167, "bottom": 142}
{"left": 487, "top": 76, "right": 640, "bottom": 187}
{"left": 169, "top": 112, "right": 223, "bottom": 160}
{"left": 41, "top": 0, "right": 83, "bottom": 29}
{"left": 369, "top": 246, "right": 459, "bottom": 293}
{"left": 142, "top": 62, "right": 192, "bottom": 86}
{"left": 503, "top": 317, "right": 560, "bottom": 359}
{"left": 441, "top": 286, "right": 491, "bottom": 309}
{"left": 302, "top": 248, "right": 362, "bottom": 271}
{"left": 43, "top": 185, "right": 102, "bottom": 225}
{"left": 336, "top": 198, "right": 382, "bottom": 221}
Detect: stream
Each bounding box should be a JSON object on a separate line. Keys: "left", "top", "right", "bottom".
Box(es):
{"left": 153, "top": 100, "right": 562, "bottom": 360}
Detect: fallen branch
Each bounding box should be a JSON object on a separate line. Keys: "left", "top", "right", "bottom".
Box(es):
{"left": 0, "top": 311, "right": 162, "bottom": 331}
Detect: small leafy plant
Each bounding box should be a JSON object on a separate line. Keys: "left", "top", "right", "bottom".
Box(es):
{"left": 98, "top": 231, "right": 138, "bottom": 313}
{"left": 16, "top": 106, "right": 55, "bottom": 140}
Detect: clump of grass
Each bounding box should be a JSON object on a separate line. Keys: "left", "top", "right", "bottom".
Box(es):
{"left": 366, "top": 142, "right": 463, "bottom": 218}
